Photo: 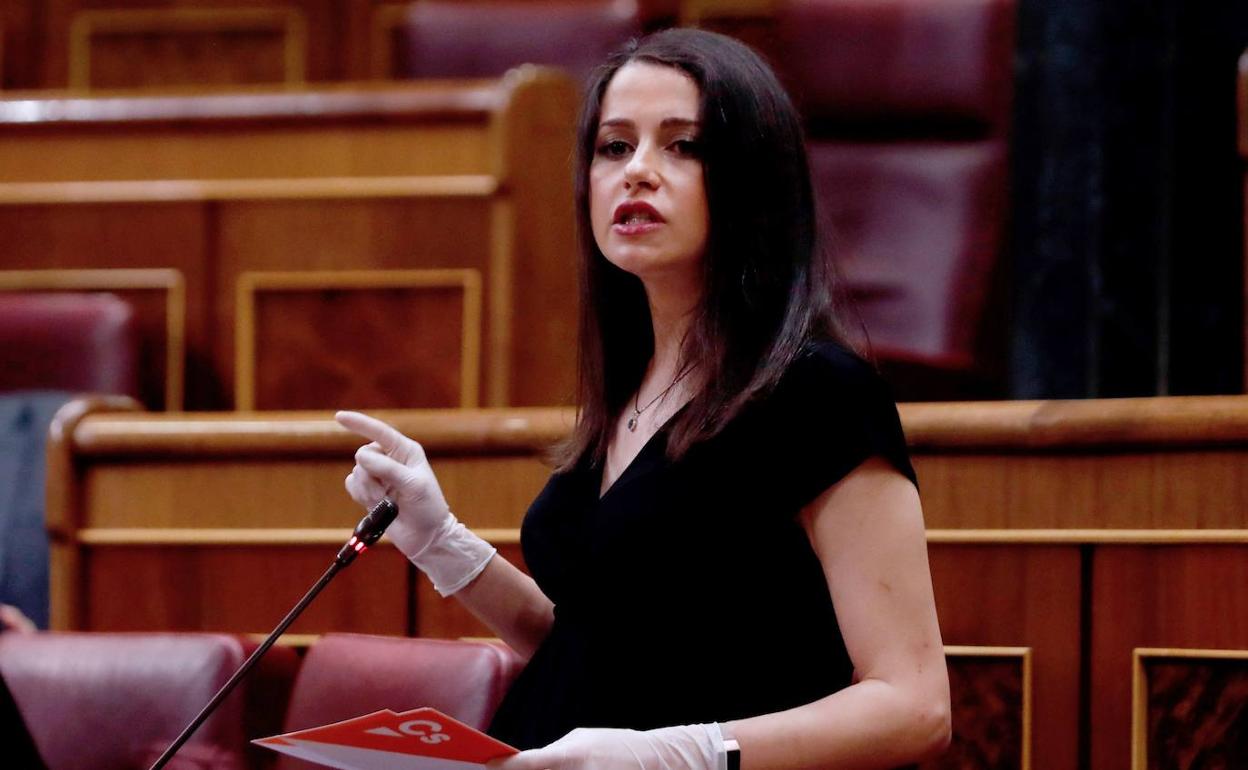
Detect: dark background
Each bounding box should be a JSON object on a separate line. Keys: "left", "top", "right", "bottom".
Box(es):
{"left": 1010, "top": 0, "right": 1248, "bottom": 398}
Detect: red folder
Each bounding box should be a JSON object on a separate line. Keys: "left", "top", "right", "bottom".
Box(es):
{"left": 254, "top": 707, "right": 518, "bottom": 769}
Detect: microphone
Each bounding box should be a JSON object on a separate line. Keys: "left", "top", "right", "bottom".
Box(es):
{"left": 148, "top": 498, "right": 399, "bottom": 770}
{"left": 337, "top": 495, "right": 400, "bottom": 565}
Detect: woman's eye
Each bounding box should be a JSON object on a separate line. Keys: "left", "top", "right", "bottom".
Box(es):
{"left": 671, "top": 139, "right": 701, "bottom": 157}
{"left": 596, "top": 140, "right": 631, "bottom": 158}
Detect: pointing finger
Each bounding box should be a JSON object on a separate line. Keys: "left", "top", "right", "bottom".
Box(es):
{"left": 336, "top": 411, "right": 408, "bottom": 455}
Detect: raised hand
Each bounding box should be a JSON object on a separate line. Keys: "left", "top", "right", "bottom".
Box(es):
{"left": 336, "top": 410, "right": 453, "bottom": 558}
{"left": 336, "top": 410, "right": 495, "bottom": 596}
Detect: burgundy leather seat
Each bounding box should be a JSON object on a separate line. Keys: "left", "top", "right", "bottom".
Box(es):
{"left": 0, "top": 293, "right": 141, "bottom": 399}
{"left": 275, "top": 634, "right": 523, "bottom": 770}
{"left": 392, "top": 0, "right": 643, "bottom": 85}
{"left": 775, "top": 0, "right": 1016, "bottom": 399}
{"left": 0, "top": 632, "right": 257, "bottom": 770}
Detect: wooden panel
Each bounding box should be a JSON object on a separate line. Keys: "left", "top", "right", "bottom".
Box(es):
{"left": 1091, "top": 546, "right": 1248, "bottom": 770}
{"left": 901, "top": 396, "right": 1248, "bottom": 530}
{"left": 83, "top": 458, "right": 363, "bottom": 530}
{"left": 0, "top": 123, "right": 492, "bottom": 183}
{"left": 929, "top": 545, "right": 1079, "bottom": 770}
{"left": 0, "top": 268, "right": 185, "bottom": 410}
{"left": 68, "top": 7, "right": 306, "bottom": 89}
{"left": 1133, "top": 649, "right": 1248, "bottom": 770}
{"left": 83, "top": 544, "right": 408, "bottom": 635}
{"left": 237, "top": 270, "right": 482, "bottom": 410}
{"left": 214, "top": 194, "right": 497, "bottom": 407}
{"left": 0, "top": 189, "right": 528, "bottom": 409}
{"left": 494, "top": 65, "right": 578, "bottom": 406}
{"left": 81, "top": 456, "right": 550, "bottom": 530}
{"left": 925, "top": 647, "right": 1031, "bottom": 770}
{"left": 0, "top": 82, "right": 503, "bottom": 183}
{"left": 914, "top": 450, "right": 1248, "bottom": 530}
{"left": 900, "top": 396, "right": 1248, "bottom": 448}
{"left": 40, "top": 0, "right": 339, "bottom": 88}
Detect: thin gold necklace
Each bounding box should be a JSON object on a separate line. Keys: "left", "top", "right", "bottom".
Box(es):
{"left": 627, "top": 365, "right": 694, "bottom": 432}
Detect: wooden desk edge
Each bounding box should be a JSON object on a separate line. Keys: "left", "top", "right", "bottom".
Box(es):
{"left": 58, "top": 395, "right": 1248, "bottom": 456}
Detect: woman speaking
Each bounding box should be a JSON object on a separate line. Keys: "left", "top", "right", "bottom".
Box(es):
{"left": 337, "top": 28, "right": 950, "bottom": 770}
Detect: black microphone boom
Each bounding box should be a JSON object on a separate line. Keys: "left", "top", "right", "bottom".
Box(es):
{"left": 148, "top": 498, "right": 399, "bottom": 770}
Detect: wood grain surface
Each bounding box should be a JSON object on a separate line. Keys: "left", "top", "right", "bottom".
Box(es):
{"left": 931, "top": 546, "right": 1078, "bottom": 769}
{"left": 1092, "top": 547, "right": 1248, "bottom": 770}
{"left": 0, "top": 69, "right": 579, "bottom": 408}
{"left": 1139, "top": 653, "right": 1248, "bottom": 770}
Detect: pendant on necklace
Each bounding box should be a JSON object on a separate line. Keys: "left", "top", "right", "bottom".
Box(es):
{"left": 627, "top": 414, "right": 639, "bottom": 432}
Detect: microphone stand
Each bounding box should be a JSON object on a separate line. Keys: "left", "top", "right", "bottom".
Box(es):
{"left": 148, "top": 499, "right": 398, "bottom": 770}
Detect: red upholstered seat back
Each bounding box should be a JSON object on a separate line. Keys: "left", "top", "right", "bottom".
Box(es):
{"left": 0, "top": 632, "right": 253, "bottom": 770}
{"left": 0, "top": 293, "right": 141, "bottom": 399}
{"left": 776, "top": 0, "right": 1015, "bottom": 381}
{"left": 807, "top": 141, "right": 1008, "bottom": 361}
{"left": 275, "top": 634, "right": 523, "bottom": 770}
{"left": 393, "top": 0, "right": 643, "bottom": 84}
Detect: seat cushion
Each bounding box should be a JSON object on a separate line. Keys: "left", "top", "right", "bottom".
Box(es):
{"left": 393, "top": 0, "right": 642, "bottom": 84}
{"left": 809, "top": 139, "right": 1008, "bottom": 359}
{"left": 776, "top": 0, "right": 1015, "bottom": 133}
{"left": 0, "top": 293, "right": 140, "bottom": 399}
{"left": 0, "top": 632, "right": 252, "bottom": 770}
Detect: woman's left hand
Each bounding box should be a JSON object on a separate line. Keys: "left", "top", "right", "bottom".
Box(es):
{"left": 487, "top": 725, "right": 720, "bottom": 770}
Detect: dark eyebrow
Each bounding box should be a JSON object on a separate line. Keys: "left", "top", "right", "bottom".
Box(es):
{"left": 598, "top": 118, "right": 702, "bottom": 130}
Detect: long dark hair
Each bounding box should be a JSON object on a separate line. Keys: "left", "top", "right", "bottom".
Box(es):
{"left": 554, "top": 28, "right": 853, "bottom": 471}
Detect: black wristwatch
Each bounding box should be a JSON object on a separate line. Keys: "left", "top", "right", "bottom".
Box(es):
{"left": 725, "top": 738, "right": 741, "bottom": 770}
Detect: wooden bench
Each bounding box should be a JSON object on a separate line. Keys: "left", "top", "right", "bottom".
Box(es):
{"left": 0, "top": 0, "right": 686, "bottom": 89}
{"left": 0, "top": 71, "right": 579, "bottom": 409}
{"left": 45, "top": 394, "right": 1248, "bottom": 769}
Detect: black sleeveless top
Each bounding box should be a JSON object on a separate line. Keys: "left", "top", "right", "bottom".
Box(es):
{"left": 488, "top": 342, "right": 918, "bottom": 749}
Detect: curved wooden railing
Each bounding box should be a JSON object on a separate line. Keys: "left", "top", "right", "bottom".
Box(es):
{"left": 45, "top": 395, "right": 1248, "bottom": 770}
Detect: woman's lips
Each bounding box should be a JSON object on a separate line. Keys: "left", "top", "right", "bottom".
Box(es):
{"left": 612, "top": 201, "right": 665, "bottom": 235}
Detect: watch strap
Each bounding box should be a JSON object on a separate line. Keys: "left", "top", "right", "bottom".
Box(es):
{"left": 724, "top": 738, "right": 741, "bottom": 770}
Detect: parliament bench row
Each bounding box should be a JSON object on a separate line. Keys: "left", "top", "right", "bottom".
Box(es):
{"left": 0, "top": 68, "right": 581, "bottom": 410}
{"left": 1, "top": 0, "right": 678, "bottom": 90}
{"left": 42, "top": 394, "right": 1248, "bottom": 769}
{"left": 1, "top": 0, "right": 1019, "bottom": 405}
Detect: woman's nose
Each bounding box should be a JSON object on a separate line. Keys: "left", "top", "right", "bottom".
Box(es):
{"left": 623, "top": 144, "right": 660, "bottom": 188}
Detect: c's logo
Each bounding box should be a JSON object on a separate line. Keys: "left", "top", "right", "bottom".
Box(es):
{"left": 399, "top": 719, "right": 451, "bottom": 744}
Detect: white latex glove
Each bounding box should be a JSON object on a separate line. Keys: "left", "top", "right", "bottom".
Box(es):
{"left": 488, "top": 725, "right": 726, "bottom": 770}
{"left": 336, "top": 410, "right": 495, "bottom": 596}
